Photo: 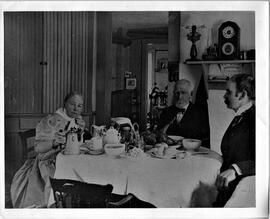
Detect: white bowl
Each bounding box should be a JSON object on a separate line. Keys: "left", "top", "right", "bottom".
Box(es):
{"left": 104, "top": 143, "right": 125, "bottom": 156}
{"left": 182, "top": 139, "right": 201, "bottom": 151}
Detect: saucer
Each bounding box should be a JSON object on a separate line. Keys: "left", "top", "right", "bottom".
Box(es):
{"left": 88, "top": 149, "right": 104, "bottom": 155}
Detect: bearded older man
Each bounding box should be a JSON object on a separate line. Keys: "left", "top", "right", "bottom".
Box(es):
{"left": 157, "top": 79, "right": 210, "bottom": 148}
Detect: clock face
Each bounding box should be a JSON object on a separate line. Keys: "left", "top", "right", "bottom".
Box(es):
{"left": 221, "top": 42, "right": 235, "bottom": 55}
{"left": 222, "top": 26, "right": 235, "bottom": 39}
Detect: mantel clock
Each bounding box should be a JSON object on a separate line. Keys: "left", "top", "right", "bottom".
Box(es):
{"left": 218, "top": 21, "right": 240, "bottom": 60}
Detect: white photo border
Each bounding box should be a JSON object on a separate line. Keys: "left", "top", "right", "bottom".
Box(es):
{"left": 0, "top": 1, "right": 268, "bottom": 219}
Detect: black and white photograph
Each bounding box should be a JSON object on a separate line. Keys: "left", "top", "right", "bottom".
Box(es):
{"left": 0, "top": 1, "right": 269, "bottom": 219}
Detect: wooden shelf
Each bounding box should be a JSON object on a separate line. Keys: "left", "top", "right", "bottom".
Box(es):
{"left": 208, "top": 80, "right": 227, "bottom": 90}
{"left": 184, "top": 60, "right": 255, "bottom": 64}
{"left": 208, "top": 79, "right": 227, "bottom": 82}
{"left": 184, "top": 59, "right": 255, "bottom": 90}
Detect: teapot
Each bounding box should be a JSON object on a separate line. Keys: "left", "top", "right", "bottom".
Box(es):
{"left": 64, "top": 128, "right": 83, "bottom": 155}
{"left": 103, "top": 127, "right": 121, "bottom": 145}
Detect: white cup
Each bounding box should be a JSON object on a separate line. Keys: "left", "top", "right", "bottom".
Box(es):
{"left": 86, "top": 137, "right": 103, "bottom": 151}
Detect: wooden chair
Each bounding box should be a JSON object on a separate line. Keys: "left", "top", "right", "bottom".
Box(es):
{"left": 50, "top": 178, "right": 113, "bottom": 208}
{"left": 18, "top": 129, "right": 36, "bottom": 161}
{"left": 50, "top": 178, "right": 156, "bottom": 208}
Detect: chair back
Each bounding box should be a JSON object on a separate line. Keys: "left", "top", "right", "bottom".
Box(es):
{"left": 18, "top": 129, "right": 36, "bottom": 161}
{"left": 50, "top": 178, "right": 113, "bottom": 208}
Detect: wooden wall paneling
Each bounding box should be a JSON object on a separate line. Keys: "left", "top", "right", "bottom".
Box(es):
{"left": 19, "top": 117, "right": 42, "bottom": 130}
{"left": 4, "top": 12, "right": 20, "bottom": 113}
{"left": 4, "top": 12, "right": 43, "bottom": 114}
{"left": 47, "top": 12, "right": 52, "bottom": 112}
{"left": 66, "top": 12, "right": 72, "bottom": 105}
{"left": 20, "top": 12, "right": 43, "bottom": 113}
{"left": 43, "top": 11, "right": 93, "bottom": 116}
{"left": 86, "top": 12, "right": 94, "bottom": 115}
{"left": 16, "top": 12, "right": 24, "bottom": 113}
{"left": 56, "top": 13, "right": 61, "bottom": 108}
{"left": 43, "top": 12, "right": 48, "bottom": 113}
{"left": 43, "top": 12, "right": 73, "bottom": 113}
{"left": 60, "top": 13, "right": 64, "bottom": 108}
{"left": 82, "top": 12, "right": 87, "bottom": 99}
{"left": 44, "top": 12, "right": 55, "bottom": 113}
{"left": 96, "top": 12, "right": 112, "bottom": 125}
{"left": 54, "top": 12, "right": 59, "bottom": 111}
{"left": 5, "top": 118, "right": 19, "bottom": 132}
{"left": 71, "top": 13, "right": 83, "bottom": 100}
{"left": 44, "top": 12, "right": 51, "bottom": 112}
{"left": 70, "top": 12, "right": 93, "bottom": 113}
{"left": 71, "top": 12, "right": 77, "bottom": 93}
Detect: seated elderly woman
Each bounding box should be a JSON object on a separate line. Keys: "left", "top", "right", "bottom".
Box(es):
{"left": 10, "top": 91, "right": 89, "bottom": 208}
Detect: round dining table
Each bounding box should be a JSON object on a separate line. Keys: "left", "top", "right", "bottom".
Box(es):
{"left": 48, "top": 145, "right": 222, "bottom": 208}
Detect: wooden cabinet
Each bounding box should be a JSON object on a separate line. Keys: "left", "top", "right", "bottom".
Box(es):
{"left": 184, "top": 60, "right": 255, "bottom": 90}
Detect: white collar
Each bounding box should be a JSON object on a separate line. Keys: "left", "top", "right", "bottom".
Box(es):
{"left": 235, "top": 102, "right": 253, "bottom": 116}
{"left": 55, "top": 107, "right": 74, "bottom": 121}
{"left": 182, "top": 103, "right": 189, "bottom": 110}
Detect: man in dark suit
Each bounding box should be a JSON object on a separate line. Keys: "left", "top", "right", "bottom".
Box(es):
{"left": 215, "top": 74, "right": 255, "bottom": 207}
{"left": 157, "top": 79, "right": 210, "bottom": 148}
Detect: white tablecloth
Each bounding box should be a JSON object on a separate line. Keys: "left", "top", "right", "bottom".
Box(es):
{"left": 48, "top": 146, "right": 222, "bottom": 208}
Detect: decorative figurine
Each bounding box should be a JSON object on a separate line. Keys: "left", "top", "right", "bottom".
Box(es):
{"left": 184, "top": 24, "right": 205, "bottom": 61}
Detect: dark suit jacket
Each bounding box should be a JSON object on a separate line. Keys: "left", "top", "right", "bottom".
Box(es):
{"left": 220, "top": 105, "right": 255, "bottom": 175}
{"left": 157, "top": 102, "right": 210, "bottom": 148}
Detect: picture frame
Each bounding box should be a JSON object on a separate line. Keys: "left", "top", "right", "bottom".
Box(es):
{"left": 156, "top": 57, "right": 168, "bottom": 72}
{"left": 125, "top": 78, "right": 136, "bottom": 90}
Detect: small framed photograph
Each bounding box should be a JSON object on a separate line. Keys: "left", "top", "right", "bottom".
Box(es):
{"left": 126, "top": 78, "right": 136, "bottom": 90}
{"left": 156, "top": 58, "right": 168, "bottom": 71}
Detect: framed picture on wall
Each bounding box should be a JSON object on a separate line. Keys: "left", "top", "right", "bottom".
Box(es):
{"left": 126, "top": 78, "right": 136, "bottom": 90}
{"left": 157, "top": 57, "right": 168, "bottom": 72}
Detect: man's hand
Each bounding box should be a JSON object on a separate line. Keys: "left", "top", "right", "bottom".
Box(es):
{"left": 215, "top": 168, "right": 237, "bottom": 189}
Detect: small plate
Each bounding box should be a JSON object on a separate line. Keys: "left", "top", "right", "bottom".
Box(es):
{"left": 168, "top": 135, "right": 184, "bottom": 141}
{"left": 89, "top": 149, "right": 104, "bottom": 155}
{"left": 148, "top": 151, "right": 164, "bottom": 159}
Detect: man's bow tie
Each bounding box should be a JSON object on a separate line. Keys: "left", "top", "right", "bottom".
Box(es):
{"left": 178, "top": 108, "right": 186, "bottom": 114}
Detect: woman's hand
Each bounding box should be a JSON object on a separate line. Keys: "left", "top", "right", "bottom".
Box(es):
{"left": 75, "top": 118, "right": 86, "bottom": 130}
{"left": 54, "top": 130, "right": 66, "bottom": 146}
